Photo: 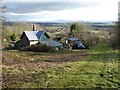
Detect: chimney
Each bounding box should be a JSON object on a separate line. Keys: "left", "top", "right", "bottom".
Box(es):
{"left": 33, "top": 24, "right": 36, "bottom": 31}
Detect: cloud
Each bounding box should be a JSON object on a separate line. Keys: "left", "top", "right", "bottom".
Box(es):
{"left": 3, "top": 0, "right": 119, "bottom": 22}
{"left": 5, "top": 2, "right": 100, "bottom": 14}
{"left": 3, "top": 0, "right": 103, "bottom": 3}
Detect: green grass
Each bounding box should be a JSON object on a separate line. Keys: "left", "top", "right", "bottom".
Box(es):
{"left": 2, "top": 44, "right": 120, "bottom": 88}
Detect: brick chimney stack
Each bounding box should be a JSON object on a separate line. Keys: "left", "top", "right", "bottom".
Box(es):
{"left": 33, "top": 24, "right": 36, "bottom": 31}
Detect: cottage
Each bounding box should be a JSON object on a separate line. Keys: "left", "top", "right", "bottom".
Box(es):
{"left": 17, "top": 25, "right": 62, "bottom": 50}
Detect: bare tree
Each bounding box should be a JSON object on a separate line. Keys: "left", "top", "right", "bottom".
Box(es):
{"left": 0, "top": 1, "right": 6, "bottom": 20}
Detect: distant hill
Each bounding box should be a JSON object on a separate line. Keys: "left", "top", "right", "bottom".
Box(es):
{"left": 3, "top": 20, "right": 115, "bottom": 30}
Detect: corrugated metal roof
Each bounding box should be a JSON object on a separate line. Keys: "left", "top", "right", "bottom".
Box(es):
{"left": 67, "top": 38, "right": 79, "bottom": 41}
{"left": 24, "top": 30, "right": 45, "bottom": 40}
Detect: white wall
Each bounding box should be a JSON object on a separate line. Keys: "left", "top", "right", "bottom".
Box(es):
{"left": 30, "top": 41, "right": 38, "bottom": 46}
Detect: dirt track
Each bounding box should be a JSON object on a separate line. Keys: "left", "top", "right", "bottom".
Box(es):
{"left": 2, "top": 50, "right": 88, "bottom": 67}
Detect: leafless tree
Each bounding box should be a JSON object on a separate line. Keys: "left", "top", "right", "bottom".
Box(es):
{"left": 0, "top": 0, "right": 6, "bottom": 21}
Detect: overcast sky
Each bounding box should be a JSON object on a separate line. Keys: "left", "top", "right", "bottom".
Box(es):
{"left": 2, "top": 0, "right": 119, "bottom": 22}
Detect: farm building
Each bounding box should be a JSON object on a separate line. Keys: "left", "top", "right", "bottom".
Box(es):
{"left": 65, "top": 38, "right": 85, "bottom": 49}
{"left": 17, "top": 26, "right": 62, "bottom": 50}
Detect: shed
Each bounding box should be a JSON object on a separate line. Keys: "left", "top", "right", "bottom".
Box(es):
{"left": 66, "top": 38, "right": 85, "bottom": 49}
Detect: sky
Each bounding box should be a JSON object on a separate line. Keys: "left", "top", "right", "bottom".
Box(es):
{"left": 2, "top": 0, "right": 119, "bottom": 22}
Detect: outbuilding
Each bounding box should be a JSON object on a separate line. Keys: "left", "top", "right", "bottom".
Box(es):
{"left": 66, "top": 38, "right": 85, "bottom": 49}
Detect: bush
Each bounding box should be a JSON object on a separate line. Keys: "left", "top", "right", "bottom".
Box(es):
{"left": 21, "top": 43, "right": 56, "bottom": 52}
{"left": 10, "top": 33, "right": 16, "bottom": 41}
{"left": 2, "top": 26, "right": 12, "bottom": 43}
{"left": 109, "top": 22, "right": 120, "bottom": 49}
{"left": 82, "top": 35, "right": 98, "bottom": 48}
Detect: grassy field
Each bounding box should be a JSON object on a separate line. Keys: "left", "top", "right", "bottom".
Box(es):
{"left": 2, "top": 44, "right": 119, "bottom": 88}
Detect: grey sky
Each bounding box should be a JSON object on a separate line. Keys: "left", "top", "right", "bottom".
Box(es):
{"left": 3, "top": 0, "right": 119, "bottom": 22}
{"left": 5, "top": 2, "right": 100, "bottom": 13}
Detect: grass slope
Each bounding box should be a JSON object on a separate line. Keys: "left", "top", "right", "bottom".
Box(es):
{"left": 2, "top": 45, "right": 120, "bottom": 88}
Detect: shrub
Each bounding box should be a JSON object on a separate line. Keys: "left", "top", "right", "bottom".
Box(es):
{"left": 21, "top": 43, "right": 56, "bottom": 52}
{"left": 10, "top": 33, "right": 17, "bottom": 41}
{"left": 82, "top": 34, "right": 98, "bottom": 48}
{"left": 109, "top": 22, "right": 120, "bottom": 49}
{"left": 2, "top": 26, "right": 12, "bottom": 43}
